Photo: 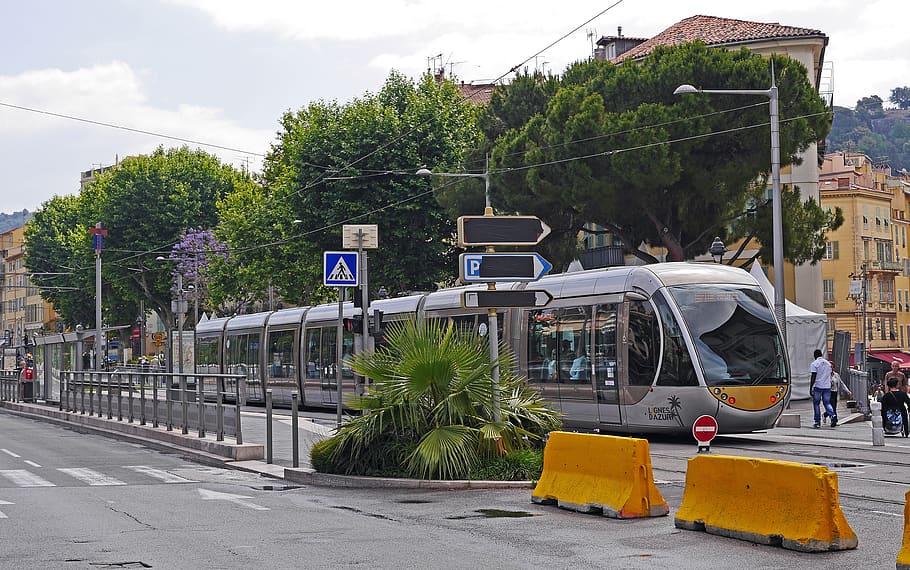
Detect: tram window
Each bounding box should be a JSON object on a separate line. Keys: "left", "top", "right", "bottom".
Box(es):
{"left": 195, "top": 337, "right": 220, "bottom": 374}
{"left": 558, "top": 307, "right": 590, "bottom": 384}
{"left": 594, "top": 305, "right": 618, "bottom": 385}
{"left": 627, "top": 300, "right": 659, "bottom": 386}
{"left": 450, "top": 315, "right": 476, "bottom": 332}
{"left": 527, "top": 309, "right": 558, "bottom": 382}
{"left": 653, "top": 292, "right": 698, "bottom": 387}
{"left": 320, "top": 327, "right": 337, "bottom": 380}
{"left": 304, "top": 329, "right": 320, "bottom": 379}
{"left": 268, "top": 330, "right": 295, "bottom": 379}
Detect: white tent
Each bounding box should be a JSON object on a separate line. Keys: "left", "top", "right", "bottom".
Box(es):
{"left": 749, "top": 262, "right": 828, "bottom": 400}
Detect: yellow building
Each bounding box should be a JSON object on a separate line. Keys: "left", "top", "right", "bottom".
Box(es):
{"left": 819, "top": 152, "right": 907, "bottom": 376}
{"left": 1, "top": 225, "right": 59, "bottom": 355}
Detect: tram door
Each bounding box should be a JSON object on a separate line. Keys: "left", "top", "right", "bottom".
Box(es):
{"left": 554, "top": 306, "right": 598, "bottom": 427}
{"left": 594, "top": 303, "right": 621, "bottom": 425}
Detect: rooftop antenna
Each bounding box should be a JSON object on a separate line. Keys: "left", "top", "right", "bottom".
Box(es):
{"left": 586, "top": 28, "right": 597, "bottom": 56}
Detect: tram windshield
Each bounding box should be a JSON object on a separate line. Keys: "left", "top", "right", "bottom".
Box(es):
{"left": 669, "top": 284, "right": 787, "bottom": 387}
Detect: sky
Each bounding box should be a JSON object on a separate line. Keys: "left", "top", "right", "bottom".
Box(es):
{"left": 1, "top": 0, "right": 907, "bottom": 214}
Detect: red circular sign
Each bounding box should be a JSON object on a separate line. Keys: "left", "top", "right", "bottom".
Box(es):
{"left": 692, "top": 414, "right": 719, "bottom": 443}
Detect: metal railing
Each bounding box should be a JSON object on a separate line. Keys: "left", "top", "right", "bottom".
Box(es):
{"left": 1, "top": 369, "right": 21, "bottom": 402}
{"left": 58, "top": 370, "right": 246, "bottom": 443}
{"left": 846, "top": 369, "right": 871, "bottom": 419}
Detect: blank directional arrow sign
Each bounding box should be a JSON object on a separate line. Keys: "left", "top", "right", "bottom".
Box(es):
{"left": 199, "top": 488, "right": 269, "bottom": 511}
{"left": 457, "top": 215, "right": 551, "bottom": 247}
{"left": 462, "top": 289, "right": 553, "bottom": 309}
{"left": 460, "top": 253, "right": 553, "bottom": 282}
{"left": 0, "top": 499, "right": 12, "bottom": 519}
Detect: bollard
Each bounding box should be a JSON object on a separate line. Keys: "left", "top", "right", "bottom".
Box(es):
{"left": 870, "top": 400, "right": 885, "bottom": 446}
{"left": 292, "top": 392, "right": 299, "bottom": 468}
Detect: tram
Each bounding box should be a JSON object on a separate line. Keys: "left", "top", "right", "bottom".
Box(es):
{"left": 195, "top": 262, "right": 789, "bottom": 434}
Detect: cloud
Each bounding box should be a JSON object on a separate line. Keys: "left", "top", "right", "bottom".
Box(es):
{"left": 0, "top": 62, "right": 271, "bottom": 211}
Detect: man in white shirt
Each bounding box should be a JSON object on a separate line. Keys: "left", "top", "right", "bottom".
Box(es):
{"left": 809, "top": 349, "right": 837, "bottom": 428}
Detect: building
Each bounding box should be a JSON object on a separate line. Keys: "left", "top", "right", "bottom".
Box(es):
{"left": 819, "top": 152, "right": 910, "bottom": 376}
{"left": 597, "top": 15, "right": 832, "bottom": 312}
{"left": 1, "top": 225, "right": 58, "bottom": 354}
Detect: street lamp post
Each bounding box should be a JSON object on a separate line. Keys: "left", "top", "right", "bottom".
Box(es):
{"left": 674, "top": 74, "right": 785, "bottom": 339}
{"left": 157, "top": 256, "right": 187, "bottom": 374}
{"left": 416, "top": 157, "right": 502, "bottom": 422}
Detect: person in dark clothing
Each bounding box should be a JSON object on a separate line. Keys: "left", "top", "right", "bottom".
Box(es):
{"left": 880, "top": 377, "right": 910, "bottom": 437}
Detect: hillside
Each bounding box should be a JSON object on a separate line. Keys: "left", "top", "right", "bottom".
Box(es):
{"left": 827, "top": 102, "right": 910, "bottom": 173}
{"left": 0, "top": 210, "right": 32, "bottom": 233}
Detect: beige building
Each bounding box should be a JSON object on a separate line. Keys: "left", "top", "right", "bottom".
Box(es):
{"left": 1, "top": 225, "right": 58, "bottom": 353}
{"left": 597, "top": 15, "right": 831, "bottom": 311}
{"left": 819, "top": 152, "right": 910, "bottom": 375}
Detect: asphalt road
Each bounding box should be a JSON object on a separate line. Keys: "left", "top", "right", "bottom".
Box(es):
{"left": 1, "top": 402, "right": 908, "bottom": 569}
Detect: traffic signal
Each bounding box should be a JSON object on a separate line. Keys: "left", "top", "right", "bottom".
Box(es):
{"left": 343, "top": 316, "right": 363, "bottom": 334}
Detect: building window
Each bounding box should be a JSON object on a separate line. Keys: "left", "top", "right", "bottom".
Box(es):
{"left": 823, "top": 241, "right": 839, "bottom": 260}
{"left": 881, "top": 280, "right": 894, "bottom": 303}
{"left": 823, "top": 279, "right": 835, "bottom": 302}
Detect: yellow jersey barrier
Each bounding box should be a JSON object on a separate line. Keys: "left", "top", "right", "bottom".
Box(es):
{"left": 674, "top": 455, "right": 857, "bottom": 552}
{"left": 531, "top": 431, "right": 668, "bottom": 518}
{"left": 899, "top": 490, "right": 910, "bottom": 569}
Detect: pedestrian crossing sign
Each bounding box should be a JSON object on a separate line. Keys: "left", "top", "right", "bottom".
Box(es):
{"left": 324, "top": 251, "right": 359, "bottom": 287}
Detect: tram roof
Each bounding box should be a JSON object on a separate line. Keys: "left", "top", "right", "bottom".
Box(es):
{"left": 224, "top": 312, "right": 269, "bottom": 332}
{"left": 265, "top": 307, "right": 308, "bottom": 328}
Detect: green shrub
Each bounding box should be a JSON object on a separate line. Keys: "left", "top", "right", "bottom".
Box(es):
{"left": 469, "top": 449, "right": 544, "bottom": 481}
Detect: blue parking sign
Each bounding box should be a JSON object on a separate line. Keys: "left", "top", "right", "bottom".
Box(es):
{"left": 324, "top": 251, "right": 359, "bottom": 287}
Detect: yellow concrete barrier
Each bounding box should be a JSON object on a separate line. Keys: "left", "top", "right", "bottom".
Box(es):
{"left": 674, "top": 455, "right": 857, "bottom": 552}
{"left": 531, "top": 431, "right": 668, "bottom": 518}
{"left": 899, "top": 490, "right": 910, "bottom": 570}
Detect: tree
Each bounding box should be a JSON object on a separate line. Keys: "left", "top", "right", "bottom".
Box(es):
{"left": 890, "top": 87, "right": 910, "bottom": 110}
{"left": 24, "top": 195, "right": 96, "bottom": 328}
{"left": 310, "top": 318, "right": 561, "bottom": 479}
{"left": 222, "top": 71, "right": 482, "bottom": 304}
{"left": 856, "top": 95, "right": 885, "bottom": 122}
{"left": 475, "top": 42, "right": 832, "bottom": 266}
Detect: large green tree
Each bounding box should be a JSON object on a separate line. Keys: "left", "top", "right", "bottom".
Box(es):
{"left": 474, "top": 42, "right": 834, "bottom": 266}
{"left": 25, "top": 147, "right": 254, "bottom": 329}
{"left": 220, "top": 71, "right": 482, "bottom": 304}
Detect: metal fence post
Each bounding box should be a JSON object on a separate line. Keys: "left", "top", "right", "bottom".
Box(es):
{"left": 152, "top": 373, "right": 159, "bottom": 428}
{"left": 265, "top": 389, "right": 273, "bottom": 464}
{"left": 216, "top": 376, "right": 224, "bottom": 442}
{"left": 180, "top": 374, "right": 188, "bottom": 435}
{"left": 234, "top": 377, "right": 243, "bottom": 445}
{"left": 166, "top": 373, "right": 173, "bottom": 431}
{"left": 139, "top": 372, "right": 146, "bottom": 426}
{"left": 198, "top": 375, "right": 205, "bottom": 438}
{"left": 292, "top": 391, "right": 299, "bottom": 468}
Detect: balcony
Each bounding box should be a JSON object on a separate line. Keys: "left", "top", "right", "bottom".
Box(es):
{"left": 865, "top": 259, "right": 902, "bottom": 273}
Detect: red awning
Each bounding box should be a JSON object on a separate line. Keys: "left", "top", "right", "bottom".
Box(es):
{"left": 869, "top": 351, "right": 910, "bottom": 368}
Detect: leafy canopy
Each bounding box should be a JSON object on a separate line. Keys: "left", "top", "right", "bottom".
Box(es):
{"left": 472, "top": 42, "right": 833, "bottom": 266}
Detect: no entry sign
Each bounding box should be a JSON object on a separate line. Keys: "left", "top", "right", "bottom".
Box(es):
{"left": 692, "top": 414, "right": 719, "bottom": 447}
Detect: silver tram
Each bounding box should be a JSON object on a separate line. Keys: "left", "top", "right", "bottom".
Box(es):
{"left": 195, "top": 262, "right": 789, "bottom": 434}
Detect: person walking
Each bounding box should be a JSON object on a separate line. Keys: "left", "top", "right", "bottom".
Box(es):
{"left": 824, "top": 365, "right": 853, "bottom": 424}
{"left": 810, "top": 349, "right": 837, "bottom": 428}
{"left": 880, "top": 377, "right": 910, "bottom": 437}
{"left": 884, "top": 361, "right": 908, "bottom": 394}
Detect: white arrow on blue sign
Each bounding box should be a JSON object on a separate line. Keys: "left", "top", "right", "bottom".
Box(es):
{"left": 324, "top": 251, "right": 359, "bottom": 287}
{"left": 460, "top": 252, "right": 553, "bottom": 283}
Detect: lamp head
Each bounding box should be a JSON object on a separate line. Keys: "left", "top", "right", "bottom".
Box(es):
{"left": 673, "top": 84, "right": 699, "bottom": 95}
{"left": 415, "top": 168, "right": 432, "bottom": 176}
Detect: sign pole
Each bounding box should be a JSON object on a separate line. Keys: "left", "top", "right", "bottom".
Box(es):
{"left": 336, "top": 287, "right": 343, "bottom": 427}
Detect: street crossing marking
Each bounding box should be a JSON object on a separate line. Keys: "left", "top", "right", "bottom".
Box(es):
{"left": 57, "top": 468, "right": 126, "bottom": 486}
{"left": 327, "top": 257, "right": 355, "bottom": 282}
{"left": 24, "top": 460, "right": 41, "bottom": 468}
{"left": 0, "top": 470, "right": 55, "bottom": 487}
{"left": 124, "top": 465, "right": 198, "bottom": 484}
{"left": 0, "top": 499, "right": 12, "bottom": 519}
{"left": 1, "top": 449, "right": 20, "bottom": 458}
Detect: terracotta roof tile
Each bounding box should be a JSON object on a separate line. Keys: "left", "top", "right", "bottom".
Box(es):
{"left": 613, "top": 15, "right": 826, "bottom": 63}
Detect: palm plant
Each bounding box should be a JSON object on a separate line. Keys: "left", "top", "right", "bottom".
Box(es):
{"left": 314, "top": 318, "right": 561, "bottom": 480}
